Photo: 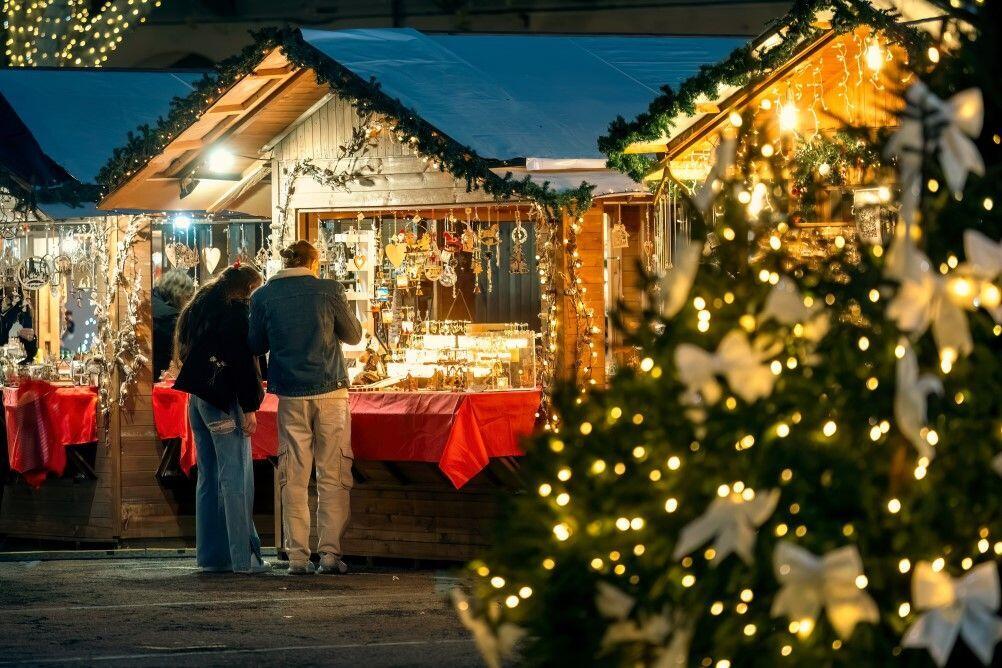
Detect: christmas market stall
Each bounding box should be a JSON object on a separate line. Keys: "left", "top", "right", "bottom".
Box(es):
{"left": 98, "top": 27, "right": 743, "bottom": 558}
{"left": 601, "top": 0, "right": 948, "bottom": 269}
{"left": 0, "top": 68, "right": 202, "bottom": 543}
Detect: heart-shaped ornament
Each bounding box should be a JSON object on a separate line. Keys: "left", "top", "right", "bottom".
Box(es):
{"left": 164, "top": 244, "right": 178, "bottom": 267}
{"left": 353, "top": 254, "right": 367, "bottom": 269}
{"left": 384, "top": 243, "right": 406, "bottom": 268}
{"left": 203, "top": 247, "right": 221, "bottom": 273}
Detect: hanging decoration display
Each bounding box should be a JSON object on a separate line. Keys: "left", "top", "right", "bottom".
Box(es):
{"left": 164, "top": 241, "right": 198, "bottom": 270}
{"left": 509, "top": 211, "right": 529, "bottom": 275}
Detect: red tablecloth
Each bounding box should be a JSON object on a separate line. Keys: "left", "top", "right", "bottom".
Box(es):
{"left": 153, "top": 383, "right": 540, "bottom": 488}
{"left": 3, "top": 380, "right": 98, "bottom": 487}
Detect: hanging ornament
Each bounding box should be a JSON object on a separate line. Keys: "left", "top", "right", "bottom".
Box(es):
{"left": 203, "top": 247, "right": 221, "bottom": 274}
{"left": 643, "top": 206, "right": 656, "bottom": 271}
{"left": 461, "top": 208, "right": 477, "bottom": 253}
{"left": 611, "top": 205, "right": 630, "bottom": 249}
{"left": 165, "top": 241, "right": 198, "bottom": 270}
{"left": 17, "top": 257, "right": 53, "bottom": 290}
{"left": 0, "top": 225, "right": 17, "bottom": 241}
{"left": 332, "top": 242, "right": 350, "bottom": 279}
{"left": 384, "top": 242, "right": 406, "bottom": 268}
{"left": 510, "top": 211, "right": 529, "bottom": 275}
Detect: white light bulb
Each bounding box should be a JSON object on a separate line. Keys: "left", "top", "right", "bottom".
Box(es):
{"left": 206, "top": 147, "right": 235, "bottom": 174}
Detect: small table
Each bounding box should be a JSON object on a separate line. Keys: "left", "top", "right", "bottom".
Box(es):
{"left": 152, "top": 384, "right": 539, "bottom": 488}
{"left": 3, "top": 380, "right": 99, "bottom": 487}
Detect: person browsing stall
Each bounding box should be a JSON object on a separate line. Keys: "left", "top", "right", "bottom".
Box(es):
{"left": 174, "top": 264, "right": 269, "bottom": 575}
{"left": 248, "top": 240, "right": 362, "bottom": 575}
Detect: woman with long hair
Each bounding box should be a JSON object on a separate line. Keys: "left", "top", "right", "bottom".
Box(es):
{"left": 174, "top": 264, "right": 269, "bottom": 574}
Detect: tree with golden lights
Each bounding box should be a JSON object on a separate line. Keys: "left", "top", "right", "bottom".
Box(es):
{"left": 456, "top": 1, "right": 1001, "bottom": 666}
{"left": 3, "top": 0, "right": 161, "bottom": 67}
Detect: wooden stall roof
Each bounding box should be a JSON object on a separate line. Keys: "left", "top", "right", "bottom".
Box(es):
{"left": 99, "top": 48, "right": 327, "bottom": 216}
{"left": 621, "top": 0, "right": 948, "bottom": 175}
{"left": 99, "top": 29, "right": 752, "bottom": 215}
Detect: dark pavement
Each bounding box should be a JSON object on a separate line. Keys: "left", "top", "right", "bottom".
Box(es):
{"left": 0, "top": 555, "right": 481, "bottom": 667}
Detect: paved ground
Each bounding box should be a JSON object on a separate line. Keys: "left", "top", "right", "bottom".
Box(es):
{"left": 0, "top": 555, "right": 481, "bottom": 667}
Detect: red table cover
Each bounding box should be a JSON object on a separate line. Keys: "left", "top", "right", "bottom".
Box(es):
{"left": 153, "top": 383, "right": 539, "bottom": 488}
{"left": 3, "top": 380, "right": 99, "bottom": 487}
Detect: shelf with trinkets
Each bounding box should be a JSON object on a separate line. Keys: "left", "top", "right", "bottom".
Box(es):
{"left": 0, "top": 221, "right": 105, "bottom": 386}
{"left": 299, "top": 205, "right": 543, "bottom": 391}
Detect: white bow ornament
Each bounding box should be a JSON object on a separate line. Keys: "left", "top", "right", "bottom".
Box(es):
{"left": 760, "top": 277, "right": 831, "bottom": 344}
{"left": 961, "top": 229, "right": 1002, "bottom": 322}
{"left": 595, "top": 582, "right": 691, "bottom": 667}
{"left": 451, "top": 588, "right": 525, "bottom": 668}
{"left": 894, "top": 341, "right": 943, "bottom": 461}
{"left": 886, "top": 240, "right": 973, "bottom": 359}
{"left": 771, "top": 542, "right": 879, "bottom": 639}
{"left": 675, "top": 330, "right": 776, "bottom": 405}
{"left": 885, "top": 82, "right": 984, "bottom": 228}
{"left": 902, "top": 561, "right": 1002, "bottom": 667}
{"left": 672, "top": 487, "right": 779, "bottom": 564}
{"left": 659, "top": 239, "right": 702, "bottom": 319}
{"left": 693, "top": 136, "right": 737, "bottom": 216}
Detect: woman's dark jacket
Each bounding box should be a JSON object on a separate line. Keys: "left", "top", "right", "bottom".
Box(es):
{"left": 173, "top": 299, "right": 264, "bottom": 414}
{"left": 151, "top": 287, "right": 179, "bottom": 380}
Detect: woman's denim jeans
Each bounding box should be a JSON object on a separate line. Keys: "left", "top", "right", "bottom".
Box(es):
{"left": 189, "top": 396, "right": 262, "bottom": 572}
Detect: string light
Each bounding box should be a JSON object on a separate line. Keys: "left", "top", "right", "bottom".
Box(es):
{"left": 4, "top": 0, "right": 158, "bottom": 66}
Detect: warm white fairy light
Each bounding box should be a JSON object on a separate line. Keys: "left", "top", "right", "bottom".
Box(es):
{"left": 4, "top": 0, "right": 160, "bottom": 66}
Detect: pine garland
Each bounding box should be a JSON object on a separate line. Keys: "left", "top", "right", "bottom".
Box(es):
{"left": 598, "top": 0, "right": 932, "bottom": 182}
{"left": 97, "top": 28, "right": 595, "bottom": 215}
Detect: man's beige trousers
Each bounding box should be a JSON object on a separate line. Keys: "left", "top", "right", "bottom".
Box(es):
{"left": 276, "top": 392, "right": 353, "bottom": 565}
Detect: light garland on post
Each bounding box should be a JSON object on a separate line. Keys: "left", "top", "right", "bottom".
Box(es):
{"left": 4, "top": 0, "right": 161, "bottom": 67}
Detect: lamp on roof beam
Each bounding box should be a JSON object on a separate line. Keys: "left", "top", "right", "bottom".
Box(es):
{"left": 779, "top": 103, "right": 799, "bottom": 133}
{"left": 206, "top": 148, "right": 236, "bottom": 174}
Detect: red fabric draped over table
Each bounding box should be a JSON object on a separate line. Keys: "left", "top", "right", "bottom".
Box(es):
{"left": 3, "top": 380, "right": 99, "bottom": 487}
{"left": 152, "top": 383, "right": 540, "bottom": 488}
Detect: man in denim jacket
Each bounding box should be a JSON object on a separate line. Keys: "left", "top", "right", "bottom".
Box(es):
{"left": 249, "top": 240, "right": 363, "bottom": 575}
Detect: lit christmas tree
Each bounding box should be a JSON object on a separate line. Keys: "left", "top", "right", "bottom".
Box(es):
{"left": 456, "top": 1, "right": 1001, "bottom": 666}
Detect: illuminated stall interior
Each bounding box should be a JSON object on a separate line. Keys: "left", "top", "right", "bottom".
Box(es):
{"left": 622, "top": 26, "right": 912, "bottom": 270}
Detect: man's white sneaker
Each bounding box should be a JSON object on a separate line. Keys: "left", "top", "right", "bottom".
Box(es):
{"left": 318, "top": 553, "right": 348, "bottom": 575}
{"left": 288, "top": 561, "right": 317, "bottom": 575}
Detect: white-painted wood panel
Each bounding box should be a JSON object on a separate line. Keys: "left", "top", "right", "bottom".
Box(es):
{"left": 274, "top": 94, "right": 500, "bottom": 214}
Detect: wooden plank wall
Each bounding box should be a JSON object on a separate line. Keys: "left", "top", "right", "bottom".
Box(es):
{"left": 558, "top": 207, "right": 607, "bottom": 386}
{"left": 289, "top": 460, "right": 520, "bottom": 562}
{"left": 276, "top": 96, "right": 490, "bottom": 212}
{"left": 605, "top": 204, "right": 647, "bottom": 370}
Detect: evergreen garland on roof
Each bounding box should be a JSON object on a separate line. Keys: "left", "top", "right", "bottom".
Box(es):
{"left": 97, "top": 28, "right": 594, "bottom": 215}
{"left": 598, "top": 0, "right": 933, "bottom": 182}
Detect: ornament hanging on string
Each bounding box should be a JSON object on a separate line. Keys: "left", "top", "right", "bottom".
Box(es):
{"left": 480, "top": 206, "right": 501, "bottom": 267}
{"left": 461, "top": 207, "right": 477, "bottom": 253}
{"left": 643, "top": 205, "right": 656, "bottom": 272}
{"left": 510, "top": 210, "right": 529, "bottom": 275}
{"left": 472, "top": 243, "right": 483, "bottom": 294}
{"left": 611, "top": 204, "right": 630, "bottom": 249}
{"left": 202, "top": 225, "right": 221, "bottom": 274}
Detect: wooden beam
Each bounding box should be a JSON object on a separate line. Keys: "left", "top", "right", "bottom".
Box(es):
{"left": 206, "top": 162, "right": 270, "bottom": 213}
{"left": 664, "top": 30, "right": 838, "bottom": 160}
{"left": 251, "top": 65, "right": 294, "bottom": 78}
